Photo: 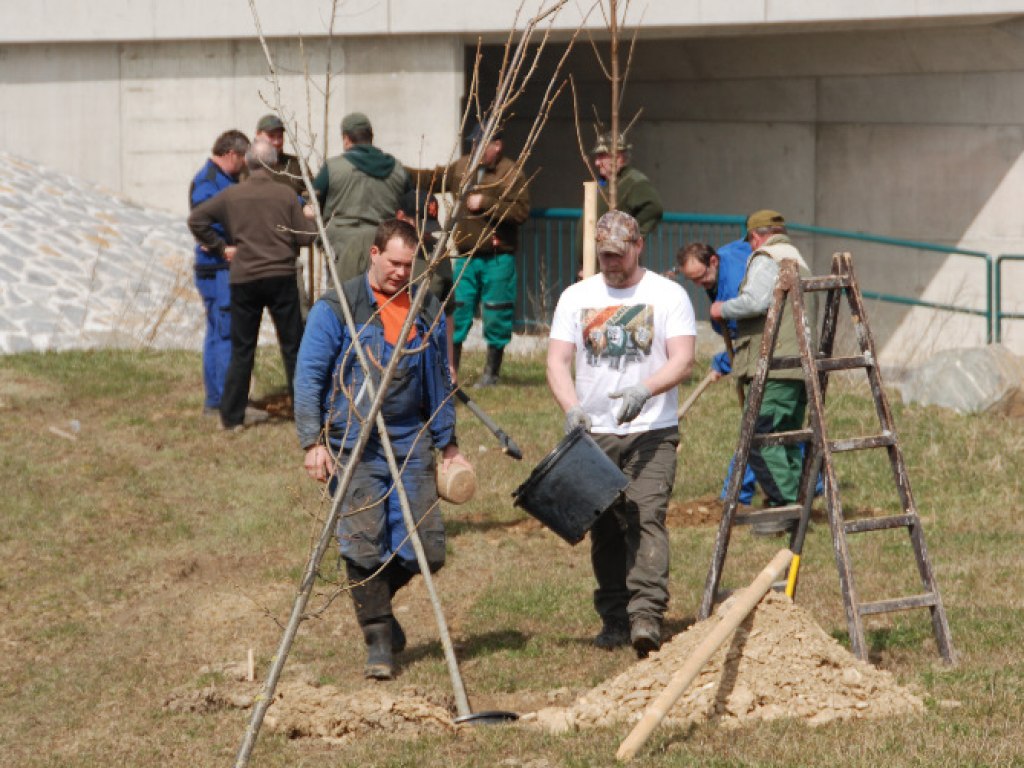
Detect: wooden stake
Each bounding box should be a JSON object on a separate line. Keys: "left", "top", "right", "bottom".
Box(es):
{"left": 616, "top": 549, "right": 794, "bottom": 762}
{"left": 582, "top": 181, "right": 598, "bottom": 277}
{"left": 247, "top": 648, "right": 255, "bottom": 682}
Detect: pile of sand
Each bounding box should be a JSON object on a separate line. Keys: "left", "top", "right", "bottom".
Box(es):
{"left": 166, "top": 667, "right": 455, "bottom": 745}
{"left": 526, "top": 591, "right": 924, "bottom": 733}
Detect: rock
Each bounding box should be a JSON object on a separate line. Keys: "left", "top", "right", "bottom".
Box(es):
{"left": 897, "top": 344, "right": 1024, "bottom": 415}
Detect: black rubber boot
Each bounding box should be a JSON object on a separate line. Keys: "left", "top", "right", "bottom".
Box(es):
{"left": 347, "top": 562, "right": 395, "bottom": 679}
{"left": 362, "top": 620, "right": 394, "bottom": 680}
{"left": 452, "top": 343, "right": 462, "bottom": 375}
{"left": 473, "top": 346, "right": 504, "bottom": 388}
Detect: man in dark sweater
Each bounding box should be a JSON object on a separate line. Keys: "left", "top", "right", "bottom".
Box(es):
{"left": 188, "top": 138, "right": 318, "bottom": 432}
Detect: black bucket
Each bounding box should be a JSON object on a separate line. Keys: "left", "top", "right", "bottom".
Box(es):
{"left": 512, "top": 426, "right": 628, "bottom": 545}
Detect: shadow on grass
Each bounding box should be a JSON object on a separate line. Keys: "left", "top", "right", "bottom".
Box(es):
{"left": 399, "top": 629, "right": 530, "bottom": 667}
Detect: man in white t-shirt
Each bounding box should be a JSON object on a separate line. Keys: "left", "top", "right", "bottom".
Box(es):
{"left": 547, "top": 210, "right": 696, "bottom": 657}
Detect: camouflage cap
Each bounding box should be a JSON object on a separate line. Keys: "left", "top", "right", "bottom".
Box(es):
{"left": 255, "top": 113, "right": 284, "bottom": 133}
{"left": 341, "top": 112, "right": 372, "bottom": 134}
{"left": 595, "top": 210, "right": 640, "bottom": 256}
{"left": 745, "top": 209, "right": 786, "bottom": 233}
{"left": 591, "top": 131, "right": 632, "bottom": 155}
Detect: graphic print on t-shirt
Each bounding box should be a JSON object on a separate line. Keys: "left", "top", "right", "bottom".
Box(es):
{"left": 580, "top": 304, "right": 654, "bottom": 371}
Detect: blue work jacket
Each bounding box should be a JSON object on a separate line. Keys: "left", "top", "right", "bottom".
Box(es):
{"left": 189, "top": 159, "right": 237, "bottom": 274}
{"left": 294, "top": 273, "right": 456, "bottom": 456}
{"left": 710, "top": 238, "right": 753, "bottom": 375}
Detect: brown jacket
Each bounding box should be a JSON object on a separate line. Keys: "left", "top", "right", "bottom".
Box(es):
{"left": 407, "top": 154, "right": 530, "bottom": 255}
{"left": 187, "top": 169, "right": 317, "bottom": 284}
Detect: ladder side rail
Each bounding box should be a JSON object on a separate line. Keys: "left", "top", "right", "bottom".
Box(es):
{"left": 838, "top": 255, "right": 956, "bottom": 663}
{"left": 698, "top": 275, "right": 792, "bottom": 620}
{"left": 813, "top": 253, "right": 848, "bottom": 405}
{"left": 787, "top": 261, "right": 871, "bottom": 660}
{"left": 783, "top": 263, "right": 829, "bottom": 599}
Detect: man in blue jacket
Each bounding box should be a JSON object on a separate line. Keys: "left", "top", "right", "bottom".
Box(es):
{"left": 294, "top": 218, "right": 468, "bottom": 680}
{"left": 678, "top": 240, "right": 758, "bottom": 505}
{"left": 189, "top": 129, "right": 249, "bottom": 416}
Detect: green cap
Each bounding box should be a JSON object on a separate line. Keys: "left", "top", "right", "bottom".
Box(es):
{"left": 746, "top": 209, "right": 786, "bottom": 233}
{"left": 591, "top": 131, "right": 632, "bottom": 155}
{"left": 341, "top": 112, "right": 372, "bottom": 134}
{"left": 255, "top": 113, "right": 284, "bottom": 133}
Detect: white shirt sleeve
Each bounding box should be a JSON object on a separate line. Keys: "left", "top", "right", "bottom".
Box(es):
{"left": 549, "top": 287, "right": 578, "bottom": 344}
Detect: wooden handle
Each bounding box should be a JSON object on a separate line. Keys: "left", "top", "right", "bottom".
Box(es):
{"left": 677, "top": 370, "right": 716, "bottom": 418}
{"left": 616, "top": 549, "right": 794, "bottom": 762}
{"left": 582, "top": 181, "right": 598, "bottom": 278}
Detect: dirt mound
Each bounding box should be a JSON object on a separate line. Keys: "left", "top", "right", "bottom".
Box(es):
{"left": 527, "top": 591, "right": 924, "bottom": 733}
{"left": 263, "top": 682, "right": 455, "bottom": 744}
{"left": 166, "top": 669, "right": 456, "bottom": 745}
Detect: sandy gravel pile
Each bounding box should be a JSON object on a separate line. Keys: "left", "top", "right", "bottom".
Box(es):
{"left": 166, "top": 669, "right": 455, "bottom": 745}
{"left": 526, "top": 591, "right": 924, "bottom": 733}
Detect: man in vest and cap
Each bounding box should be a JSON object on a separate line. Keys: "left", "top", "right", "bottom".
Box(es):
{"left": 310, "top": 112, "right": 410, "bottom": 283}
{"left": 710, "top": 210, "right": 815, "bottom": 535}
{"left": 590, "top": 131, "right": 663, "bottom": 237}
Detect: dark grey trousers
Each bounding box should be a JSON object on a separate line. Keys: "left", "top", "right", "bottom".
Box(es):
{"left": 590, "top": 426, "right": 678, "bottom": 624}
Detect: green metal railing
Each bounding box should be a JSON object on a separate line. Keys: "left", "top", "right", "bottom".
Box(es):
{"left": 518, "top": 209, "right": 998, "bottom": 344}
{"left": 995, "top": 254, "right": 1024, "bottom": 343}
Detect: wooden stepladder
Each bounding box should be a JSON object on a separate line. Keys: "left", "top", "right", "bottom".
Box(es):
{"left": 698, "top": 252, "right": 955, "bottom": 664}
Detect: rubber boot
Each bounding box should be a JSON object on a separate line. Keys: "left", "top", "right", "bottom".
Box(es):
{"left": 361, "top": 620, "right": 394, "bottom": 680}
{"left": 452, "top": 343, "right": 462, "bottom": 376}
{"left": 473, "top": 346, "right": 504, "bottom": 388}
{"left": 347, "top": 562, "right": 395, "bottom": 679}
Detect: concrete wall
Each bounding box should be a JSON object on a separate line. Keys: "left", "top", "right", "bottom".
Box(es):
{"left": 0, "top": 36, "right": 464, "bottom": 215}
{"left": 503, "top": 20, "right": 1024, "bottom": 361}
{"left": 2, "top": 6, "right": 1024, "bottom": 359}
{"left": 2, "top": 0, "right": 1020, "bottom": 42}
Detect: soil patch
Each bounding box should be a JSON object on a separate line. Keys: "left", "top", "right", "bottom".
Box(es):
{"left": 526, "top": 591, "right": 924, "bottom": 733}
{"left": 166, "top": 663, "right": 456, "bottom": 745}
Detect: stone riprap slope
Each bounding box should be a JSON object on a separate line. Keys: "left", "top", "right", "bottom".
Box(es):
{"left": 0, "top": 152, "right": 201, "bottom": 354}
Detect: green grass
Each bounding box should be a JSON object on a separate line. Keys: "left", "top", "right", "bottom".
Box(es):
{"left": 1, "top": 346, "right": 1023, "bottom": 766}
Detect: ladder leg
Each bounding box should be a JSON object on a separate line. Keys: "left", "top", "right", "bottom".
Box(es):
{"left": 838, "top": 254, "right": 956, "bottom": 663}
{"left": 699, "top": 282, "right": 789, "bottom": 620}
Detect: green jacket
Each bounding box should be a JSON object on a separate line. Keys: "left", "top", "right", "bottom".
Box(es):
{"left": 730, "top": 237, "right": 816, "bottom": 382}
{"left": 408, "top": 154, "right": 530, "bottom": 255}
{"left": 317, "top": 146, "right": 409, "bottom": 231}
{"left": 596, "top": 164, "right": 663, "bottom": 237}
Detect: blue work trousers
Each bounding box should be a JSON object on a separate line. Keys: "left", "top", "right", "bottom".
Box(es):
{"left": 195, "top": 269, "right": 232, "bottom": 409}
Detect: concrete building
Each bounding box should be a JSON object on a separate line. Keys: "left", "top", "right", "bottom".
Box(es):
{"left": 2, "top": 1, "right": 1023, "bottom": 361}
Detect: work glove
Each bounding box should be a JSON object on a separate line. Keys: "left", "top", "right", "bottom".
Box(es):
{"left": 608, "top": 384, "right": 651, "bottom": 424}
{"left": 564, "top": 405, "right": 592, "bottom": 434}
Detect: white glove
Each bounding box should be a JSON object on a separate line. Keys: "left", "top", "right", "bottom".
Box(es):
{"left": 564, "top": 405, "right": 592, "bottom": 434}
{"left": 608, "top": 384, "right": 651, "bottom": 424}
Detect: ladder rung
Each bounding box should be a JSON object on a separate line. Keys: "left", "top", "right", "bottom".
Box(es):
{"left": 769, "top": 355, "right": 873, "bottom": 372}
{"left": 734, "top": 505, "right": 802, "bottom": 526}
{"left": 817, "top": 355, "right": 874, "bottom": 372}
{"left": 801, "top": 275, "right": 852, "bottom": 291}
{"left": 752, "top": 428, "right": 813, "bottom": 448}
{"left": 845, "top": 514, "right": 916, "bottom": 534}
{"left": 829, "top": 433, "right": 896, "bottom": 452}
{"left": 770, "top": 355, "right": 803, "bottom": 370}
{"left": 858, "top": 593, "right": 938, "bottom": 616}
